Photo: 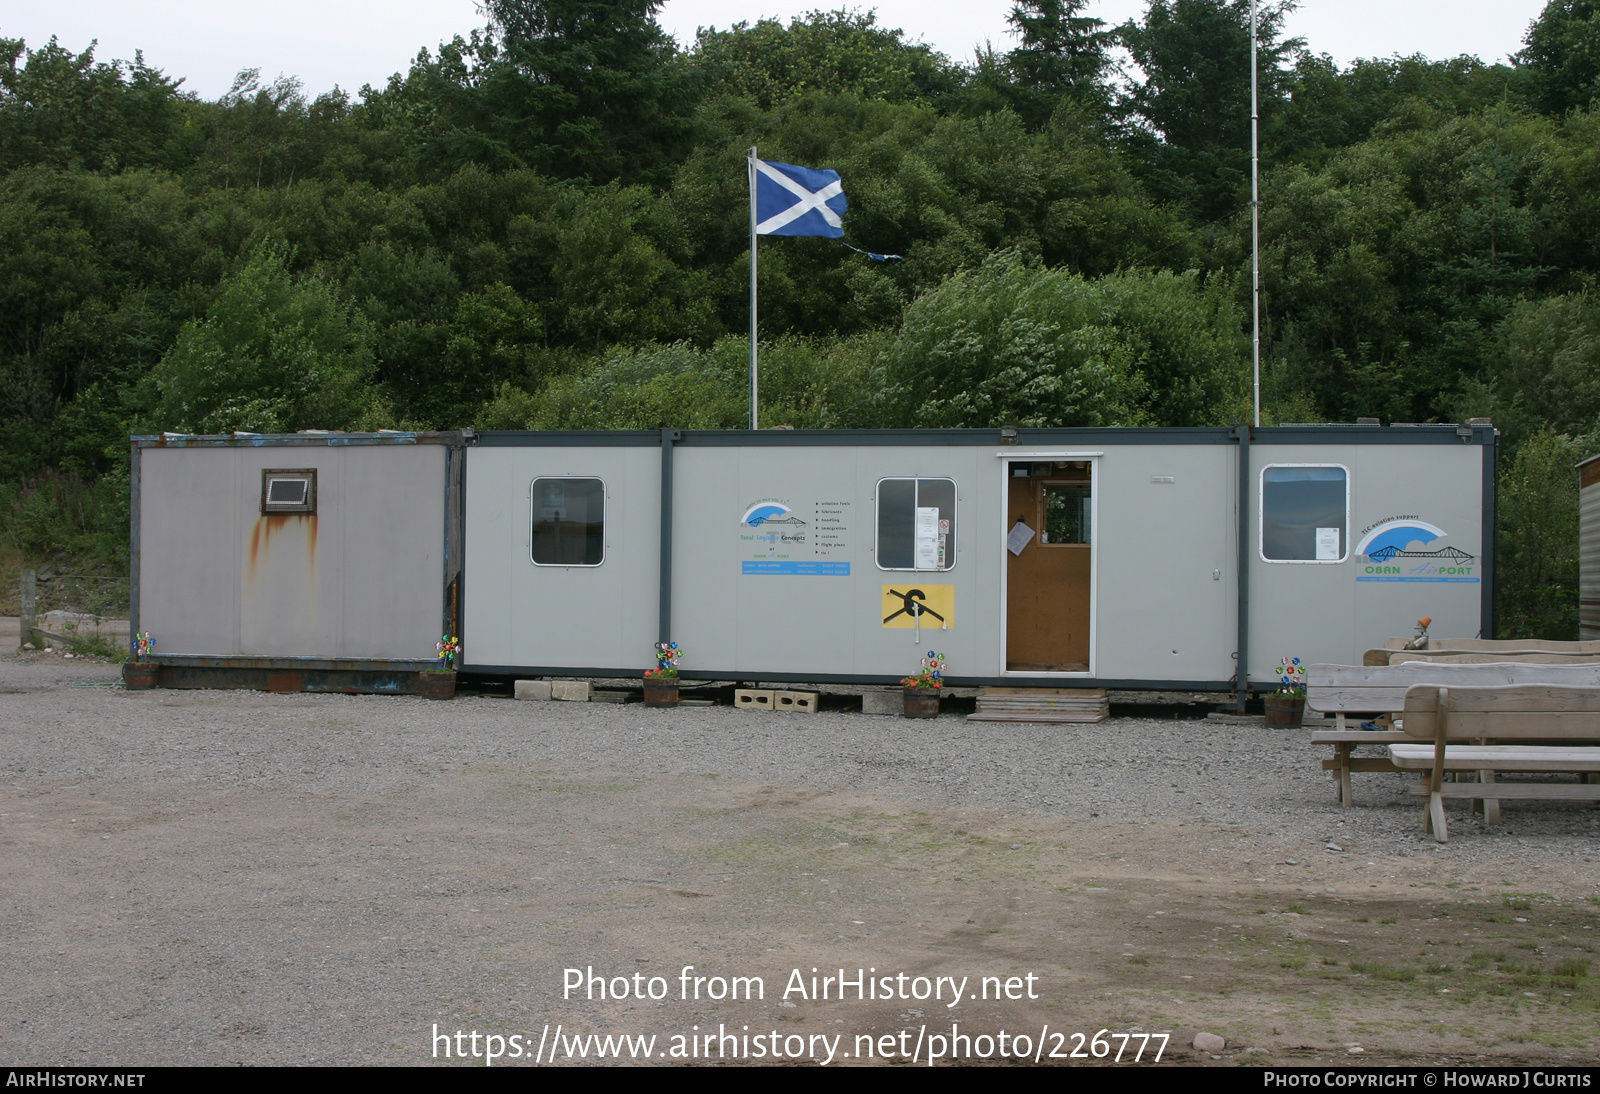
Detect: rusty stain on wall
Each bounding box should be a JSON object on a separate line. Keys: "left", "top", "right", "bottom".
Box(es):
{"left": 248, "top": 514, "right": 318, "bottom": 581}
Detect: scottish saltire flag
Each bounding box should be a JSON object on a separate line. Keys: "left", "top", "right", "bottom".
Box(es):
{"left": 754, "top": 159, "right": 847, "bottom": 238}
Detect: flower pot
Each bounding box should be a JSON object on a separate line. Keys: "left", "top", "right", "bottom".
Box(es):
{"left": 643, "top": 679, "right": 680, "bottom": 706}
{"left": 417, "top": 671, "right": 457, "bottom": 700}
{"left": 123, "top": 661, "right": 160, "bottom": 690}
{"left": 903, "top": 685, "right": 941, "bottom": 719}
{"left": 1263, "top": 693, "right": 1305, "bottom": 727}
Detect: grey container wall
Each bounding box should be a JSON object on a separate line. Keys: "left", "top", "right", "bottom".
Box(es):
{"left": 462, "top": 426, "right": 1495, "bottom": 689}
{"left": 132, "top": 434, "right": 462, "bottom": 666}
{"left": 463, "top": 440, "right": 662, "bottom": 673}
{"left": 1247, "top": 437, "right": 1490, "bottom": 681}
{"left": 666, "top": 440, "right": 1236, "bottom": 682}
{"left": 1581, "top": 455, "right": 1600, "bottom": 641}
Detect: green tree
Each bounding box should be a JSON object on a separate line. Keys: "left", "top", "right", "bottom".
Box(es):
{"left": 0, "top": 37, "right": 191, "bottom": 174}
{"left": 477, "top": 0, "right": 694, "bottom": 182}
{"left": 1117, "top": 0, "right": 1301, "bottom": 219}
{"left": 1496, "top": 429, "right": 1583, "bottom": 639}
{"left": 877, "top": 252, "right": 1242, "bottom": 429}
{"left": 688, "top": 11, "right": 962, "bottom": 111}
{"left": 1005, "top": 0, "right": 1116, "bottom": 124}
{"left": 1517, "top": 0, "right": 1600, "bottom": 115}
{"left": 148, "top": 249, "right": 376, "bottom": 433}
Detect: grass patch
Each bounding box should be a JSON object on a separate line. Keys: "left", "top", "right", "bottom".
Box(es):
{"left": 1281, "top": 957, "right": 1308, "bottom": 969}
{"left": 1350, "top": 960, "right": 1418, "bottom": 981}
{"left": 1553, "top": 958, "right": 1590, "bottom": 978}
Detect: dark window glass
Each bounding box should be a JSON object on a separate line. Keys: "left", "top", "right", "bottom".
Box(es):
{"left": 531, "top": 478, "right": 605, "bottom": 566}
{"left": 876, "top": 478, "right": 956, "bottom": 570}
{"left": 267, "top": 479, "right": 307, "bottom": 505}
{"left": 1262, "top": 466, "right": 1346, "bottom": 561}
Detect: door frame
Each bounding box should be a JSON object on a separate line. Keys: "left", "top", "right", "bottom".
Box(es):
{"left": 997, "top": 450, "right": 1100, "bottom": 679}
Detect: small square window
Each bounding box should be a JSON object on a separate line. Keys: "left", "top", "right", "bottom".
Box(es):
{"left": 261, "top": 469, "right": 316, "bottom": 514}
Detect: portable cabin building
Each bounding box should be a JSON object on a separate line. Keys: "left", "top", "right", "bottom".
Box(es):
{"left": 129, "top": 431, "right": 464, "bottom": 692}
{"left": 1581, "top": 453, "right": 1600, "bottom": 641}
{"left": 461, "top": 424, "right": 1497, "bottom": 696}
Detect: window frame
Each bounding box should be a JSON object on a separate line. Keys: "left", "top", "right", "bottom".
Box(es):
{"left": 528, "top": 476, "right": 608, "bottom": 568}
{"left": 260, "top": 469, "right": 316, "bottom": 515}
{"left": 1258, "top": 462, "right": 1350, "bottom": 564}
{"left": 873, "top": 476, "right": 958, "bottom": 572}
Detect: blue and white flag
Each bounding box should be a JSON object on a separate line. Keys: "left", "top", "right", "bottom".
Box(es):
{"left": 753, "top": 158, "right": 846, "bottom": 238}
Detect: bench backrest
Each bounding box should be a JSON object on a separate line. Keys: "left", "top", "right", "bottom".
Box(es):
{"left": 1307, "top": 662, "right": 1600, "bottom": 713}
{"left": 1363, "top": 648, "right": 1600, "bottom": 666}
{"left": 1380, "top": 638, "right": 1600, "bottom": 653}
{"left": 1402, "top": 685, "right": 1600, "bottom": 741}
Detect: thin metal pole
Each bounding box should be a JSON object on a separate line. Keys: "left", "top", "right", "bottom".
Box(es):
{"left": 658, "top": 428, "right": 675, "bottom": 643}
{"left": 1250, "top": 0, "right": 1261, "bottom": 428}
{"left": 748, "top": 146, "right": 759, "bottom": 431}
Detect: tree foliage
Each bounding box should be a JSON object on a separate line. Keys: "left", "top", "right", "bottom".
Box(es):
{"left": 0, "top": 9, "right": 1596, "bottom": 635}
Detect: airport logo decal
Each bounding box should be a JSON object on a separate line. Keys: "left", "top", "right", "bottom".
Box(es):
{"left": 1354, "top": 516, "right": 1478, "bottom": 583}
{"left": 740, "top": 501, "right": 806, "bottom": 527}
{"left": 740, "top": 498, "right": 847, "bottom": 575}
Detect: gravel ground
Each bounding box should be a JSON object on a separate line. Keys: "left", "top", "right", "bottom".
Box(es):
{"left": 4, "top": 653, "right": 1598, "bottom": 1067}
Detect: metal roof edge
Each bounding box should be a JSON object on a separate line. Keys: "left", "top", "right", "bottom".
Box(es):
{"left": 132, "top": 431, "right": 464, "bottom": 448}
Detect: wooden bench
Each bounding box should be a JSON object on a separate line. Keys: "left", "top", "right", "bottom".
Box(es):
{"left": 1306, "top": 663, "right": 1600, "bottom": 807}
{"left": 1392, "top": 684, "right": 1600, "bottom": 842}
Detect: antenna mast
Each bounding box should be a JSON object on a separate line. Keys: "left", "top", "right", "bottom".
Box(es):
{"left": 1250, "top": 0, "right": 1261, "bottom": 428}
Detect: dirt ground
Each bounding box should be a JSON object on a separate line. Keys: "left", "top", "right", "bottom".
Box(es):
{"left": 2, "top": 656, "right": 1598, "bottom": 1067}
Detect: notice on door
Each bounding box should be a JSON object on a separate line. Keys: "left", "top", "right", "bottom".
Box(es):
{"left": 914, "top": 506, "right": 940, "bottom": 569}
{"left": 1007, "top": 520, "right": 1035, "bottom": 556}
{"left": 1315, "top": 527, "right": 1341, "bottom": 560}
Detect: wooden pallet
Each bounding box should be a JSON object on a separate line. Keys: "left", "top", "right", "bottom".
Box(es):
{"left": 966, "top": 687, "right": 1109, "bottom": 724}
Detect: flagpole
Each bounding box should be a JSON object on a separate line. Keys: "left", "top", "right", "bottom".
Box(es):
{"left": 1250, "top": 0, "right": 1261, "bottom": 428}
{"left": 747, "top": 146, "right": 759, "bottom": 431}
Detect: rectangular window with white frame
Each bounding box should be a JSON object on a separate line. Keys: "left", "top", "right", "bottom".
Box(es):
{"left": 875, "top": 478, "right": 956, "bottom": 571}
{"left": 1261, "top": 465, "right": 1348, "bottom": 562}
{"left": 530, "top": 477, "right": 605, "bottom": 566}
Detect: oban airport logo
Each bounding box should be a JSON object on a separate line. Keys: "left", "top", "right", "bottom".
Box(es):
{"left": 1354, "top": 518, "right": 1478, "bottom": 583}
{"left": 740, "top": 501, "right": 806, "bottom": 528}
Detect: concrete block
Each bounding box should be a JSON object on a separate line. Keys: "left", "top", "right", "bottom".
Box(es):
{"left": 775, "top": 690, "right": 818, "bottom": 713}
{"left": 735, "top": 688, "right": 774, "bottom": 711}
{"left": 514, "top": 679, "right": 552, "bottom": 701}
{"left": 860, "top": 689, "right": 902, "bottom": 716}
{"left": 551, "top": 680, "right": 592, "bottom": 702}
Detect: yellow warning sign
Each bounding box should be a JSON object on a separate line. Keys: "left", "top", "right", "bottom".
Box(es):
{"left": 881, "top": 585, "right": 955, "bottom": 629}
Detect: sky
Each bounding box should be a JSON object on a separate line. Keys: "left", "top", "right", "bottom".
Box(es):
{"left": 0, "top": 1, "right": 1553, "bottom": 102}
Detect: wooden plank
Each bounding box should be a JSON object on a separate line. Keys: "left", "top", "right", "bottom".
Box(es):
{"left": 1389, "top": 746, "right": 1600, "bottom": 772}
{"left": 1407, "top": 783, "right": 1600, "bottom": 800}
{"left": 1310, "top": 661, "right": 1600, "bottom": 693}
{"left": 1437, "top": 685, "right": 1600, "bottom": 712}
{"left": 1321, "top": 757, "right": 1399, "bottom": 772}
{"left": 1310, "top": 730, "right": 1410, "bottom": 743}
{"left": 965, "top": 712, "right": 1108, "bottom": 723}
{"left": 1388, "top": 650, "right": 1600, "bottom": 665}
{"left": 980, "top": 687, "right": 1106, "bottom": 697}
{"left": 1428, "top": 638, "right": 1600, "bottom": 653}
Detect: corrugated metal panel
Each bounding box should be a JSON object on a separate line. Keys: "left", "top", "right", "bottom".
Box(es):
{"left": 1581, "top": 476, "right": 1600, "bottom": 639}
